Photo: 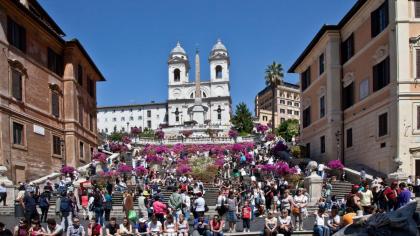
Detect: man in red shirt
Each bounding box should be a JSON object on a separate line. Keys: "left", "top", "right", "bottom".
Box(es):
{"left": 383, "top": 181, "right": 399, "bottom": 211}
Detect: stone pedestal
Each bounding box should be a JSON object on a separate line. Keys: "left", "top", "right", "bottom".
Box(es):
{"left": 304, "top": 172, "right": 323, "bottom": 205}
{"left": 0, "top": 166, "right": 15, "bottom": 205}
{"left": 192, "top": 105, "right": 205, "bottom": 125}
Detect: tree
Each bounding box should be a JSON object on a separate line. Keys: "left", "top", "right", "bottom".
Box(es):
{"left": 264, "top": 61, "right": 284, "bottom": 130}
{"left": 276, "top": 119, "right": 300, "bottom": 142}
{"left": 231, "top": 102, "right": 254, "bottom": 135}
{"left": 108, "top": 131, "right": 126, "bottom": 142}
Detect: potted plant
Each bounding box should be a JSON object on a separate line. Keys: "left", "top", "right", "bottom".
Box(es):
{"left": 327, "top": 160, "right": 344, "bottom": 179}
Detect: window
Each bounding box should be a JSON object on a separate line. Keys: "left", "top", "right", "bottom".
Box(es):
{"left": 130, "top": 116, "right": 134, "bottom": 121}
{"left": 320, "top": 96, "right": 325, "bottom": 118}
{"left": 79, "top": 142, "right": 84, "bottom": 158}
{"left": 138, "top": 116, "right": 142, "bottom": 120}
{"left": 11, "top": 69, "right": 22, "bottom": 101}
{"left": 294, "top": 111, "right": 299, "bottom": 116}
{"left": 303, "top": 106, "right": 311, "bottom": 128}
{"left": 89, "top": 114, "right": 94, "bottom": 131}
{"left": 147, "top": 120, "right": 152, "bottom": 128}
{"left": 359, "top": 79, "right": 369, "bottom": 100}
{"left": 343, "top": 83, "right": 354, "bottom": 109}
{"left": 294, "top": 102, "right": 299, "bottom": 107}
{"left": 416, "top": 49, "right": 420, "bottom": 79}
{"left": 217, "top": 106, "right": 222, "bottom": 120}
{"left": 113, "top": 117, "right": 116, "bottom": 122}
{"left": 320, "top": 136, "right": 325, "bottom": 154}
{"left": 47, "top": 48, "right": 63, "bottom": 75}
{"left": 281, "top": 118, "right": 285, "bottom": 123}
{"left": 147, "top": 110, "right": 151, "bottom": 118}
{"left": 121, "top": 117, "right": 125, "bottom": 121}
{"left": 346, "top": 128, "right": 353, "bottom": 148}
{"left": 301, "top": 67, "right": 311, "bottom": 91}
{"left": 319, "top": 53, "right": 325, "bottom": 75}
{"left": 105, "top": 128, "right": 108, "bottom": 133}
{"left": 7, "top": 17, "right": 26, "bottom": 52}
{"left": 104, "top": 118, "right": 107, "bottom": 122}
{"left": 51, "top": 92, "right": 59, "bottom": 118}
{"left": 79, "top": 102, "right": 83, "bottom": 126}
{"left": 52, "top": 136, "right": 61, "bottom": 155}
{"left": 175, "top": 108, "right": 180, "bottom": 122}
{"left": 174, "top": 69, "right": 180, "bottom": 82}
{"left": 215, "top": 65, "right": 223, "bottom": 78}
{"left": 87, "top": 77, "right": 94, "bottom": 97}
{"left": 341, "top": 34, "right": 354, "bottom": 63}
{"left": 371, "top": 0, "right": 389, "bottom": 38}
{"left": 417, "top": 106, "right": 420, "bottom": 130}
{"left": 373, "top": 57, "right": 390, "bottom": 92}
{"left": 287, "top": 101, "right": 292, "bottom": 106}
{"left": 12, "top": 122, "right": 24, "bottom": 145}
{"left": 287, "top": 109, "right": 292, "bottom": 115}
{"left": 263, "top": 116, "right": 268, "bottom": 121}
{"left": 306, "top": 143, "right": 311, "bottom": 158}
{"left": 280, "top": 100, "right": 285, "bottom": 104}
{"left": 121, "top": 127, "right": 125, "bottom": 132}
{"left": 77, "top": 64, "right": 83, "bottom": 85}
{"left": 378, "top": 113, "right": 388, "bottom": 137}
{"left": 280, "top": 109, "right": 285, "bottom": 114}
{"left": 415, "top": 1, "right": 420, "bottom": 18}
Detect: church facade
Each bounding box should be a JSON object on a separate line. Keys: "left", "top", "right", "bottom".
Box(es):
{"left": 97, "top": 40, "right": 232, "bottom": 135}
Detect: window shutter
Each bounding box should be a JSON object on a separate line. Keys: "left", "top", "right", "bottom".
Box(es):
{"left": 373, "top": 64, "right": 378, "bottom": 92}
{"left": 7, "top": 17, "right": 13, "bottom": 44}
{"left": 19, "top": 26, "right": 26, "bottom": 53}
{"left": 371, "top": 11, "right": 378, "bottom": 37}
{"left": 12, "top": 70, "right": 22, "bottom": 101}
{"left": 417, "top": 106, "right": 420, "bottom": 130}
{"left": 416, "top": 1, "right": 420, "bottom": 18}
{"left": 416, "top": 49, "right": 420, "bottom": 78}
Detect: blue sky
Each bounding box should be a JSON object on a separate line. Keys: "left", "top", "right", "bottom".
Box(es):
{"left": 39, "top": 0, "right": 356, "bottom": 112}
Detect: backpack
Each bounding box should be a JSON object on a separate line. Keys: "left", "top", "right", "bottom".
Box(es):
{"left": 60, "top": 197, "right": 71, "bottom": 213}
{"left": 39, "top": 195, "right": 49, "bottom": 208}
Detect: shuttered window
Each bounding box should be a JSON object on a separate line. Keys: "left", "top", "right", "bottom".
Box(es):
{"left": 346, "top": 128, "right": 353, "bottom": 148}
{"left": 87, "top": 77, "right": 95, "bottom": 97}
{"left": 373, "top": 57, "right": 390, "bottom": 92}
{"left": 77, "top": 64, "right": 83, "bottom": 85}
{"left": 12, "top": 122, "right": 24, "bottom": 145}
{"left": 415, "top": 1, "right": 420, "bottom": 18}
{"left": 7, "top": 17, "right": 26, "bottom": 53}
{"left": 12, "top": 69, "right": 22, "bottom": 101}
{"left": 343, "top": 82, "right": 355, "bottom": 109}
{"left": 301, "top": 67, "right": 311, "bottom": 91}
{"left": 303, "top": 106, "right": 311, "bottom": 128}
{"left": 371, "top": 0, "right": 389, "bottom": 38}
{"left": 79, "top": 102, "right": 84, "bottom": 126}
{"left": 417, "top": 106, "right": 420, "bottom": 130}
{"left": 52, "top": 135, "right": 61, "bottom": 155}
{"left": 47, "top": 48, "right": 63, "bottom": 76}
{"left": 51, "top": 92, "right": 59, "bottom": 118}
{"left": 320, "top": 136, "right": 325, "bottom": 154}
{"left": 320, "top": 96, "right": 325, "bottom": 118}
{"left": 378, "top": 113, "right": 388, "bottom": 137}
{"left": 341, "top": 34, "right": 354, "bottom": 63}
{"left": 416, "top": 49, "right": 420, "bottom": 78}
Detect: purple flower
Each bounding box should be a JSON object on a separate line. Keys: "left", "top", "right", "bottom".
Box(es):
{"left": 155, "top": 130, "right": 165, "bottom": 140}
{"left": 176, "top": 164, "right": 192, "bottom": 174}
{"left": 256, "top": 124, "right": 269, "bottom": 134}
{"left": 61, "top": 166, "right": 76, "bottom": 175}
{"left": 214, "top": 157, "right": 225, "bottom": 167}
{"left": 266, "top": 133, "right": 276, "bottom": 141}
{"left": 181, "top": 130, "right": 193, "bottom": 138}
{"left": 122, "top": 136, "right": 131, "bottom": 144}
{"left": 134, "top": 166, "right": 148, "bottom": 175}
{"left": 327, "top": 160, "right": 344, "bottom": 170}
{"left": 117, "top": 164, "right": 133, "bottom": 173}
{"left": 228, "top": 129, "right": 239, "bottom": 139}
{"left": 131, "top": 127, "right": 142, "bottom": 135}
{"left": 155, "top": 145, "right": 170, "bottom": 154}
{"left": 145, "top": 154, "right": 164, "bottom": 164}
{"left": 93, "top": 152, "right": 107, "bottom": 163}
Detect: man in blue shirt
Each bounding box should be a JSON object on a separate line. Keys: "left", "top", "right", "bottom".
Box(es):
{"left": 398, "top": 182, "right": 412, "bottom": 208}
{"left": 192, "top": 216, "right": 211, "bottom": 236}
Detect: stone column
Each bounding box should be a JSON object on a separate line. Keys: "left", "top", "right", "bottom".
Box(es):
{"left": 304, "top": 171, "right": 323, "bottom": 205}
{"left": 0, "top": 166, "right": 14, "bottom": 205}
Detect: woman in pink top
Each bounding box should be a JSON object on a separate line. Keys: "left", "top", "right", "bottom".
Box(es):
{"left": 153, "top": 196, "right": 167, "bottom": 224}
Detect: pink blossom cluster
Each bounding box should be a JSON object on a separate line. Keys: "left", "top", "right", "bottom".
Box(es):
{"left": 266, "top": 133, "right": 276, "bottom": 141}
{"left": 181, "top": 130, "right": 193, "bottom": 138}
{"left": 327, "top": 160, "right": 344, "bottom": 170}
{"left": 117, "top": 164, "right": 133, "bottom": 173}
{"left": 176, "top": 164, "right": 192, "bottom": 174}
{"left": 131, "top": 127, "right": 142, "bottom": 135}
{"left": 155, "top": 130, "right": 165, "bottom": 140}
{"left": 257, "top": 161, "right": 296, "bottom": 176}
{"left": 228, "top": 129, "right": 239, "bottom": 139}
{"left": 145, "top": 154, "right": 164, "bottom": 164}
{"left": 256, "top": 124, "right": 269, "bottom": 134}
{"left": 134, "top": 166, "right": 148, "bottom": 175}
{"left": 98, "top": 170, "right": 118, "bottom": 177}
{"left": 122, "top": 136, "right": 131, "bottom": 144}
{"left": 60, "top": 165, "right": 76, "bottom": 175}
{"left": 93, "top": 152, "right": 107, "bottom": 163}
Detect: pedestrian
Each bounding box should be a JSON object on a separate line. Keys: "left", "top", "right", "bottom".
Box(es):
{"left": 87, "top": 217, "right": 102, "bottom": 236}
{"left": 20, "top": 189, "right": 38, "bottom": 224}
{"left": 118, "top": 217, "right": 133, "bottom": 235}
{"left": 398, "top": 182, "right": 411, "bottom": 208}
{"left": 209, "top": 215, "right": 224, "bottom": 236}
{"left": 123, "top": 191, "right": 134, "bottom": 220}
{"left": 292, "top": 188, "right": 307, "bottom": 231}
{"left": 147, "top": 215, "right": 163, "bottom": 236}
{"left": 153, "top": 196, "right": 168, "bottom": 224}
{"left": 39, "top": 191, "right": 50, "bottom": 223}
{"left": 137, "top": 191, "right": 149, "bottom": 221}
{"left": 181, "top": 189, "right": 191, "bottom": 221}
{"left": 193, "top": 192, "right": 206, "bottom": 219}
{"left": 359, "top": 183, "right": 373, "bottom": 214}
{"left": 313, "top": 207, "right": 329, "bottom": 236}
{"left": 383, "top": 181, "right": 399, "bottom": 211}
{"left": 241, "top": 200, "right": 251, "bottom": 232}
{"left": 278, "top": 209, "right": 292, "bottom": 236}
{"left": 93, "top": 189, "right": 105, "bottom": 226}
{"left": 59, "top": 192, "right": 73, "bottom": 232}
{"left": 45, "top": 218, "right": 63, "bottom": 236}
{"left": 104, "top": 191, "right": 112, "bottom": 221}
{"left": 105, "top": 217, "right": 119, "bottom": 236}
{"left": 226, "top": 192, "right": 237, "bottom": 233}
{"left": 66, "top": 217, "right": 85, "bottom": 236}
{"left": 0, "top": 184, "right": 7, "bottom": 206}
{"left": 280, "top": 189, "right": 294, "bottom": 215}
{"left": 13, "top": 219, "right": 29, "bottom": 236}
{"left": 177, "top": 214, "right": 189, "bottom": 236}
{"left": 264, "top": 211, "right": 278, "bottom": 236}
{"left": 163, "top": 214, "right": 177, "bottom": 236}
{"left": 168, "top": 188, "right": 182, "bottom": 219}
{"left": 0, "top": 222, "right": 13, "bottom": 236}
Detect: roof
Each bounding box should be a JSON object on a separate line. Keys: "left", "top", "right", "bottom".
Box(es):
{"left": 257, "top": 82, "right": 300, "bottom": 96}
{"left": 288, "top": 0, "right": 368, "bottom": 73}
{"left": 28, "top": 0, "right": 65, "bottom": 36}
{"left": 66, "top": 39, "right": 106, "bottom": 82}
{"left": 97, "top": 102, "right": 168, "bottom": 110}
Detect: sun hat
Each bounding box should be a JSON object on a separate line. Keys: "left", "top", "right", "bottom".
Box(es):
{"left": 142, "top": 190, "right": 150, "bottom": 196}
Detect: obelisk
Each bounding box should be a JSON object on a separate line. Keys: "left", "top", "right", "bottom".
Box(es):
{"left": 192, "top": 49, "right": 205, "bottom": 125}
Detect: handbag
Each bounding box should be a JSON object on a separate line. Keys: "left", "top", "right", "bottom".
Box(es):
{"left": 292, "top": 206, "right": 300, "bottom": 215}
{"left": 128, "top": 210, "right": 137, "bottom": 221}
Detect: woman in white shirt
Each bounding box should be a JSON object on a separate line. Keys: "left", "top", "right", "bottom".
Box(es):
{"left": 193, "top": 192, "right": 206, "bottom": 218}
{"left": 118, "top": 218, "right": 133, "bottom": 236}
{"left": 278, "top": 209, "right": 292, "bottom": 236}
{"left": 292, "top": 188, "right": 308, "bottom": 231}
{"left": 163, "top": 215, "right": 177, "bottom": 236}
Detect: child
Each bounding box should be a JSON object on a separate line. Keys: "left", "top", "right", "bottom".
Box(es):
{"left": 242, "top": 201, "right": 252, "bottom": 232}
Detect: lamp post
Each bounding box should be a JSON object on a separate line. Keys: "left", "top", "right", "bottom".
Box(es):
{"left": 335, "top": 130, "right": 342, "bottom": 161}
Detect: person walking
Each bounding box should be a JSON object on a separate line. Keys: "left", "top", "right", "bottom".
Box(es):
{"left": 226, "top": 192, "right": 237, "bottom": 233}
{"left": 360, "top": 183, "right": 373, "bottom": 214}
{"left": 0, "top": 184, "right": 7, "bottom": 206}
{"left": 193, "top": 192, "right": 206, "bottom": 219}
{"left": 241, "top": 201, "right": 252, "bottom": 232}
{"left": 292, "top": 188, "right": 307, "bottom": 231}
{"left": 59, "top": 192, "right": 73, "bottom": 232}
{"left": 104, "top": 191, "right": 112, "bottom": 222}
{"left": 137, "top": 191, "right": 149, "bottom": 221}
{"left": 39, "top": 191, "right": 50, "bottom": 223}
{"left": 123, "top": 191, "right": 134, "bottom": 220}
{"left": 20, "top": 190, "right": 38, "bottom": 225}
{"left": 168, "top": 188, "right": 182, "bottom": 219}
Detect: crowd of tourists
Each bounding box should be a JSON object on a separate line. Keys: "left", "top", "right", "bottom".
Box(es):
{"left": 2, "top": 136, "right": 418, "bottom": 236}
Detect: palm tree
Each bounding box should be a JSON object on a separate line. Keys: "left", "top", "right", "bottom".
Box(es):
{"left": 265, "top": 61, "right": 284, "bottom": 130}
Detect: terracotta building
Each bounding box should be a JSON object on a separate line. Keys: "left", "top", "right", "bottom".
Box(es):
{"left": 0, "top": 0, "right": 105, "bottom": 183}
{"left": 255, "top": 82, "right": 300, "bottom": 127}
{"left": 289, "top": 0, "right": 420, "bottom": 178}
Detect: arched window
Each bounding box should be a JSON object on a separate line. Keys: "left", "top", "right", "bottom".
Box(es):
{"left": 190, "top": 92, "right": 194, "bottom": 98}
{"left": 217, "top": 105, "right": 222, "bottom": 120}
{"left": 202, "top": 92, "right": 207, "bottom": 98}
{"left": 215, "top": 65, "right": 223, "bottom": 79}
{"left": 174, "top": 69, "right": 181, "bottom": 82}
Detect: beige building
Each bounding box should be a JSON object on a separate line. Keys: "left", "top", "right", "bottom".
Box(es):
{"left": 255, "top": 82, "right": 300, "bottom": 127}
{"left": 289, "top": 0, "right": 420, "bottom": 178}
{"left": 0, "top": 0, "right": 105, "bottom": 182}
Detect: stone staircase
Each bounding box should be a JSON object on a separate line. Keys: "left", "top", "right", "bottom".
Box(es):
{"left": 330, "top": 181, "right": 353, "bottom": 200}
